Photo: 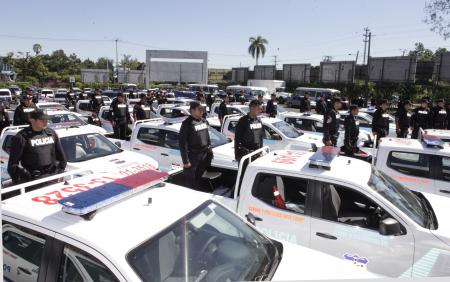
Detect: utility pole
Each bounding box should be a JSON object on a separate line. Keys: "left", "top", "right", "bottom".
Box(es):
{"left": 273, "top": 55, "right": 278, "bottom": 67}
{"left": 362, "top": 27, "right": 369, "bottom": 65}
{"left": 115, "top": 39, "right": 118, "bottom": 83}
{"left": 364, "top": 32, "right": 372, "bottom": 105}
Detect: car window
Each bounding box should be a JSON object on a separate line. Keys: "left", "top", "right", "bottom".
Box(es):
{"left": 3, "top": 224, "right": 46, "bottom": 282}
{"left": 60, "top": 133, "right": 121, "bottom": 162}
{"left": 271, "top": 121, "right": 301, "bottom": 138}
{"left": 78, "top": 103, "right": 91, "bottom": 111}
{"left": 441, "top": 156, "right": 450, "bottom": 181}
{"left": 228, "top": 121, "right": 238, "bottom": 133}
{"left": 162, "top": 130, "right": 179, "bottom": 149}
{"left": 58, "top": 246, "right": 118, "bottom": 282}
{"left": 286, "top": 118, "right": 318, "bottom": 132}
{"left": 137, "top": 127, "right": 161, "bottom": 146}
{"left": 387, "top": 151, "right": 431, "bottom": 178}
{"left": 318, "top": 182, "right": 397, "bottom": 232}
{"left": 252, "top": 174, "right": 309, "bottom": 214}
{"left": 101, "top": 110, "right": 111, "bottom": 120}
{"left": 2, "top": 134, "right": 14, "bottom": 154}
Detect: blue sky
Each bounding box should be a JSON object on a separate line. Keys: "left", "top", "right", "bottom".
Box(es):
{"left": 1, "top": 0, "right": 448, "bottom": 68}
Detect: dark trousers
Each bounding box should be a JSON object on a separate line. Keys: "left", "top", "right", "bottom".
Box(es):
{"left": 411, "top": 127, "right": 421, "bottom": 139}
{"left": 374, "top": 130, "right": 387, "bottom": 148}
{"left": 113, "top": 121, "right": 128, "bottom": 140}
{"left": 397, "top": 128, "right": 408, "bottom": 138}
{"left": 323, "top": 134, "right": 338, "bottom": 147}
{"left": 183, "top": 151, "right": 210, "bottom": 190}
{"left": 344, "top": 139, "right": 358, "bottom": 156}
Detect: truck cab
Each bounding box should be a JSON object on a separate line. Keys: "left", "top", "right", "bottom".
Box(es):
{"left": 374, "top": 133, "right": 450, "bottom": 197}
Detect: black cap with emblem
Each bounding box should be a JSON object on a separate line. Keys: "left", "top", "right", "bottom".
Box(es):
{"left": 30, "top": 109, "right": 48, "bottom": 120}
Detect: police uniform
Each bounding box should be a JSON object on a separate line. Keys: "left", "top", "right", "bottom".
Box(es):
{"left": 133, "top": 102, "right": 151, "bottom": 120}
{"left": 66, "top": 92, "right": 75, "bottom": 108}
{"left": 300, "top": 97, "right": 311, "bottom": 113}
{"left": 372, "top": 108, "right": 390, "bottom": 146}
{"left": 431, "top": 105, "right": 448, "bottom": 129}
{"left": 218, "top": 101, "right": 228, "bottom": 124}
{"left": 179, "top": 115, "right": 212, "bottom": 190}
{"left": 411, "top": 107, "right": 430, "bottom": 139}
{"left": 266, "top": 100, "right": 277, "bottom": 118}
{"left": 109, "top": 97, "right": 131, "bottom": 140}
{"left": 315, "top": 99, "right": 327, "bottom": 115}
{"left": 344, "top": 114, "right": 359, "bottom": 156}
{"left": 396, "top": 108, "right": 411, "bottom": 138}
{"left": 89, "top": 96, "right": 101, "bottom": 113}
{"left": 0, "top": 102, "right": 10, "bottom": 132}
{"left": 13, "top": 103, "right": 37, "bottom": 125}
{"left": 234, "top": 114, "right": 264, "bottom": 161}
{"left": 323, "top": 108, "right": 340, "bottom": 146}
{"left": 7, "top": 125, "right": 66, "bottom": 184}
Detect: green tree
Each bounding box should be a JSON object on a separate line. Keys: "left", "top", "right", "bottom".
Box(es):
{"left": 425, "top": 0, "right": 450, "bottom": 39}
{"left": 248, "top": 36, "right": 268, "bottom": 65}
{"left": 408, "top": 42, "right": 434, "bottom": 61}
{"left": 81, "top": 58, "right": 96, "bottom": 69}
{"left": 96, "top": 57, "right": 114, "bottom": 69}
{"left": 32, "top": 43, "right": 42, "bottom": 56}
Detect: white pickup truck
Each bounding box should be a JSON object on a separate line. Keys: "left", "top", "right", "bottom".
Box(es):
{"left": 118, "top": 118, "right": 237, "bottom": 172}
{"left": 373, "top": 131, "right": 450, "bottom": 197}
{"left": 167, "top": 146, "right": 450, "bottom": 277}
{"left": 0, "top": 125, "right": 159, "bottom": 186}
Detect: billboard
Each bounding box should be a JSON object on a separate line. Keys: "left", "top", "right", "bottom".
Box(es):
{"left": 254, "top": 65, "right": 276, "bottom": 80}
{"left": 369, "top": 56, "right": 416, "bottom": 83}
{"left": 232, "top": 67, "right": 249, "bottom": 83}
{"left": 434, "top": 52, "right": 450, "bottom": 82}
{"left": 283, "top": 64, "right": 311, "bottom": 83}
{"left": 81, "top": 69, "right": 110, "bottom": 83}
{"left": 320, "top": 61, "right": 355, "bottom": 83}
{"left": 146, "top": 50, "right": 208, "bottom": 87}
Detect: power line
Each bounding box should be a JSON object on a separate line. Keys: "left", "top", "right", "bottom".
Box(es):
{"left": 0, "top": 34, "right": 113, "bottom": 42}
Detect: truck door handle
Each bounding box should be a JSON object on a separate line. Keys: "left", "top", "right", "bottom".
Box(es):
{"left": 316, "top": 232, "right": 337, "bottom": 240}
{"left": 440, "top": 190, "right": 450, "bottom": 194}
{"left": 133, "top": 147, "right": 141, "bottom": 151}
{"left": 18, "top": 267, "right": 32, "bottom": 275}
{"left": 161, "top": 153, "right": 169, "bottom": 156}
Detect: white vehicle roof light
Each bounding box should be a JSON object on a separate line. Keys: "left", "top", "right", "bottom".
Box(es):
{"left": 308, "top": 146, "right": 340, "bottom": 170}
{"left": 59, "top": 169, "right": 168, "bottom": 217}
{"left": 422, "top": 134, "right": 445, "bottom": 149}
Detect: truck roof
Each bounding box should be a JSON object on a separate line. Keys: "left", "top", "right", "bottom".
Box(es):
{"left": 283, "top": 112, "right": 323, "bottom": 121}
{"left": 378, "top": 137, "right": 450, "bottom": 154}
{"left": 250, "top": 149, "right": 372, "bottom": 186}
{"left": 2, "top": 170, "right": 211, "bottom": 268}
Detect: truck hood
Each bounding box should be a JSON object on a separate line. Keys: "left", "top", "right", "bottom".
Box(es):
{"left": 83, "top": 124, "right": 107, "bottom": 135}
{"left": 211, "top": 141, "right": 239, "bottom": 170}
{"left": 67, "top": 151, "right": 159, "bottom": 174}
{"left": 285, "top": 133, "right": 323, "bottom": 150}
{"left": 273, "top": 241, "right": 380, "bottom": 280}
{"left": 424, "top": 192, "right": 450, "bottom": 246}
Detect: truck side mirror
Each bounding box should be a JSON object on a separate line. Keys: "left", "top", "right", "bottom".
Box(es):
{"left": 379, "top": 218, "right": 401, "bottom": 236}
{"left": 272, "top": 133, "right": 282, "bottom": 140}
{"left": 245, "top": 213, "right": 262, "bottom": 226}
{"left": 114, "top": 141, "right": 122, "bottom": 148}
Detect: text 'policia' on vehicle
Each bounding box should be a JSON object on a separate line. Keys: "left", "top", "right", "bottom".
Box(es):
{"left": 1, "top": 167, "right": 377, "bottom": 281}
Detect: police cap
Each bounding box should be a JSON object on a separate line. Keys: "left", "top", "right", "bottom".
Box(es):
{"left": 30, "top": 109, "right": 48, "bottom": 120}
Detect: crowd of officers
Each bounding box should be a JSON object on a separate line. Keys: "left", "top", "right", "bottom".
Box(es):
{"left": 2, "top": 84, "right": 449, "bottom": 191}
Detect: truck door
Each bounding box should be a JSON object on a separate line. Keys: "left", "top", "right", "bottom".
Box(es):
{"left": 434, "top": 155, "right": 450, "bottom": 196}
{"left": 159, "top": 129, "right": 183, "bottom": 170}
{"left": 237, "top": 171, "right": 312, "bottom": 246}
{"left": 308, "top": 180, "right": 414, "bottom": 277}
{"left": 1, "top": 133, "right": 14, "bottom": 181}
{"left": 131, "top": 127, "right": 168, "bottom": 169}
{"left": 381, "top": 150, "right": 434, "bottom": 194}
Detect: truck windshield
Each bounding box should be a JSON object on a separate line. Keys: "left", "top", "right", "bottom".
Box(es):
{"left": 0, "top": 91, "right": 10, "bottom": 96}
{"left": 127, "top": 201, "right": 279, "bottom": 282}
{"left": 60, "top": 133, "right": 121, "bottom": 162}
{"left": 209, "top": 127, "right": 228, "bottom": 147}
{"left": 368, "top": 167, "right": 430, "bottom": 228}
{"left": 272, "top": 121, "right": 301, "bottom": 138}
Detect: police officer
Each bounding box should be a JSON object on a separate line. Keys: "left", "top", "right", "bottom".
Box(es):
{"left": 315, "top": 94, "right": 327, "bottom": 115}
{"left": 344, "top": 105, "right": 359, "bottom": 156}
{"left": 206, "top": 92, "right": 214, "bottom": 112}
{"left": 266, "top": 93, "right": 277, "bottom": 118}
{"left": 218, "top": 95, "right": 229, "bottom": 125}
{"left": 133, "top": 94, "right": 151, "bottom": 121}
{"left": 234, "top": 100, "right": 263, "bottom": 161}
{"left": 8, "top": 109, "right": 66, "bottom": 185}
{"left": 431, "top": 99, "right": 448, "bottom": 129}
{"left": 372, "top": 99, "right": 390, "bottom": 147}
{"left": 25, "top": 88, "right": 38, "bottom": 104}
{"left": 129, "top": 90, "right": 135, "bottom": 99}
{"left": 411, "top": 99, "right": 431, "bottom": 139}
{"left": 179, "top": 101, "right": 213, "bottom": 190}
{"left": 323, "top": 98, "right": 342, "bottom": 146}
{"left": 89, "top": 92, "right": 101, "bottom": 114}
{"left": 109, "top": 92, "right": 131, "bottom": 140}
{"left": 395, "top": 100, "right": 412, "bottom": 138}
{"left": 13, "top": 93, "right": 37, "bottom": 125}
{"left": 66, "top": 90, "right": 75, "bottom": 108}
{"left": 0, "top": 101, "right": 10, "bottom": 132}
{"left": 300, "top": 94, "right": 311, "bottom": 113}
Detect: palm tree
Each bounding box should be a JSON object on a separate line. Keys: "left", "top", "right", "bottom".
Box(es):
{"left": 248, "top": 36, "right": 268, "bottom": 65}
{"left": 33, "top": 43, "right": 42, "bottom": 56}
